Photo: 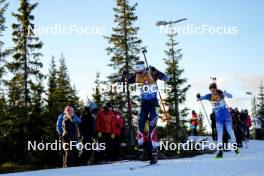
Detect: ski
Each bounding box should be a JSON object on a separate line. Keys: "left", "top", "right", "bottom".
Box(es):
{"left": 100, "top": 160, "right": 131, "bottom": 165}
{"left": 213, "top": 157, "right": 223, "bottom": 160}
{"left": 213, "top": 153, "right": 242, "bottom": 160}
{"left": 129, "top": 163, "right": 158, "bottom": 171}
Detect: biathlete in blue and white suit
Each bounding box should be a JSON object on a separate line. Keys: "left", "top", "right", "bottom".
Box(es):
{"left": 197, "top": 82, "right": 240, "bottom": 158}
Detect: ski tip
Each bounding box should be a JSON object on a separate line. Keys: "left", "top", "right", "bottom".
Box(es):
{"left": 213, "top": 157, "right": 223, "bottom": 160}
{"left": 129, "top": 163, "right": 158, "bottom": 171}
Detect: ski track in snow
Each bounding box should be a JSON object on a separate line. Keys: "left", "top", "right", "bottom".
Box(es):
{"left": 3, "top": 140, "right": 264, "bottom": 176}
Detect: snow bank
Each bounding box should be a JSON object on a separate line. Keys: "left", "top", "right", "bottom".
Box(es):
{"left": 3, "top": 140, "right": 264, "bottom": 176}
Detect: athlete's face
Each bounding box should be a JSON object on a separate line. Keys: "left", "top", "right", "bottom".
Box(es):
{"left": 210, "top": 88, "right": 217, "bottom": 95}
{"left": 136, "top": 71, "right": 143, "bottom": 74}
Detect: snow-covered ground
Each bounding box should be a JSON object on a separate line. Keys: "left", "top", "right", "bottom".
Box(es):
{"left": 4, "top": 140, "right": 264, "bottom": 176}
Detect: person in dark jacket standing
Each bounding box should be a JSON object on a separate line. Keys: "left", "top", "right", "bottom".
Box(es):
{"left": 79, "top": 106, "right": 96, "bottom": 165}
{"left": 239, "top": 110, "right": 248, "bottom": 138}
{"left": 231, "top": 108, "right": 244, "bottom": 147}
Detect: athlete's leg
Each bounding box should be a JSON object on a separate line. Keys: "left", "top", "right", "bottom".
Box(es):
{"left": 216, "top": 121, "right": 224, "bottom": 146}
{"left": 149, "top": 104, "right": 158, "bottom": 150}
{"left": 148, "top": 102, "right": 159, "bottom": 164}
{"left": 138, "top": 104, "right": 148, "bottom": 146}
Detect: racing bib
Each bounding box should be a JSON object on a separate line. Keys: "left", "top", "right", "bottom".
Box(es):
{"left": 211, "top": 95, "right": 227, "bottom": 110}
{"left": 136, "top": 72, "right": 157, "bottom": 99}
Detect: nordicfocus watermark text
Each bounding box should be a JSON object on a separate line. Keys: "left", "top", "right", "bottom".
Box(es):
{"left": 27, "top": 24, "right": 106, "bottom": 36}
{"left": 98, "top": 83, "right": 172, "bottom": 94}
{"left": 160, "top": 141, "right": 238, "bottom": 151}
{"left": 159, "top": 24, "right": 239, "bottom": 36}
{"left": 28, "top": 140, "right": 106, "bottom": 151}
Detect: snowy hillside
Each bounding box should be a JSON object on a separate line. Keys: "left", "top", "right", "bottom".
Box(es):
{"left": 3, "top": 140, "right": 264, "bottom": 176}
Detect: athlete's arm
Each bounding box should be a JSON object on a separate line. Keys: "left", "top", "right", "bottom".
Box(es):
{"left": 198, "top": 94, "right": 211, "bottom": 101}
{"left": 121, "top": 71, "right": 136, "bottom": 84}
{"left": 223, "top": 91, "right": 233, "bottom": 98}
{"left": 151, "top": 66, "right": 170, "bottom": 82}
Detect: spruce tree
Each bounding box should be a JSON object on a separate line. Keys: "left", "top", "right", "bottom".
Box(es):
{"left": 6, "top": 0, "right": 43, "bottom": 128}
{"left": 27, "top": 78, "right": 45, "bottom": 140}
{"left": 252, "top": 95, "right": 257, "bottom": 117}
{"left": 0, "top": 0, "right": 8, "bottom": 120}
{"left": 163, "top": 26, "right": 190, "bottom": 128}
{"left": 55, "top": 54, "right": 79, "bottom": 111}
{"left": 4, "top": 0, "right": 44, "bottom": 162}
{"left": 43, "top": 57, "right": 59, "bottom": 140}
{"left": 0, "top": 0, "right": 8, "bottom": 87}
{"left": 197, "top": 112, "right": 206, "bottom": 135}
{"left": 92, "top": 71, "right": 104, "bottom": 108}
{"left": 105, "top": 0, "right": 142, "bottom": 145}
{"left": 46, "top": 57, "right": 59, "bottom": 116}
{"left": 257, "top": 81, "right": 264, "bottom": 117}
{"left": 69, "top": 85, "right": 80, "bottom": 109}
{"left": 0, "top": 1, "right": 9, "bottom": 140}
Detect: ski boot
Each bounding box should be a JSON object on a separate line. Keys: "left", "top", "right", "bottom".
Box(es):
{"left": 235, "top": 148, "right": 240, "bottom": 155}
{"left": 233, "top": 143, "right": 240, "bottom": 155}
{"left": 150, "top": 149, "right": 158, "bottom": 164}
{"left": 216, "top": 150, "right": 223, "bottom": 158}
{"left": 138, "top": 146, "right": 144, "bottom": 161}
{"left": 216, "top": 146, "right": 223, "bottom": 159}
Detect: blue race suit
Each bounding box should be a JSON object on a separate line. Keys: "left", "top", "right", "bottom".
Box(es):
{"left": 200, "top": 90, "right": 237, "bottom": 147}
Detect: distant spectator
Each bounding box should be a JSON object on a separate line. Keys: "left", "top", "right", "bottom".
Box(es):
{"left": 230, "top": 108, "right": 243, "bottom": 147}
{"left": 79, "top": 106, "right": 96, "bottom": 165}
{"left": 255, "top": 117, "right": 263, "bottom": 140}
{"left": 239, "top": 109, "right": 248, "bottom": 139}
{"left": 61, "top": 106, "right": 80, "bottom": 167}
{"left": 191, "top": 110, "right": 198, "bottom": 136}
{"left": 210, "top": 112, "right": 217, "bottom": 141}
{"left": 111, "top": 108, "right": 124, "bottom": 161}
{"left": 245, "top": 110, "right": 252, "bottom": 139}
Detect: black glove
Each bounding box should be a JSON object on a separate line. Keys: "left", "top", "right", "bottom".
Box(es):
{"left": 121, "top": 70, "right": 128, "bottom": 82}
{"left": 122, "top": 70, "right": 128, "bottom": 76}
{"left": 150, "top": 66, "right": 157, "bottom": 72}
{"left": 196, "top": 93, "right": 201, "bottom": 99}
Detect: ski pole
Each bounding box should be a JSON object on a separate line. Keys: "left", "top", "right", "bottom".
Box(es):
{"left": 199, "top": 99, "right": 212, "bottom": 127}
{"left": 142, "top": 48, "right": 149, "bottom": 70}
{"left": 141, "top": 48, "right": 169, "bottom": 121}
